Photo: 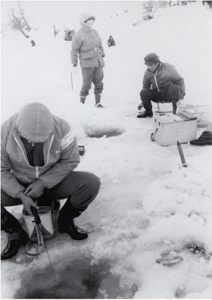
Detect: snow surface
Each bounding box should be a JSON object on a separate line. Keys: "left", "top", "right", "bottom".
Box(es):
{"left": 1, "top": 1, "right": 212, "bottom": 298}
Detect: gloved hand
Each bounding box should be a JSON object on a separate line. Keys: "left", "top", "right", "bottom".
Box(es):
{"left": 18, "top": 191, "right": 38, "bottom": 215}
{"left": 24, "top": 180, "right": 46, "bottom": 198}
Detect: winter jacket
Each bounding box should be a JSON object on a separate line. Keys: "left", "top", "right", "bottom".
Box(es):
{"left": 143, "top": 62, "right": 185, "bottom": 100}
{"left": 1, "top": 114, "right": 80, "bottom": 198}
{"left": 71, "top": 25, "right": 105, "bottom": 68}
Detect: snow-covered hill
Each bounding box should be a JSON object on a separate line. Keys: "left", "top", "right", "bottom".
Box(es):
{"left": 1, "top": 1, "right": 212, "bottom": 298}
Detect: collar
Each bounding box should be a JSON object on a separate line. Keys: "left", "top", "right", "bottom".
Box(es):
{"left": 153, "top": 62, "right": 161, "bottom": 74}
{"left": 148, "top": 62, "right": 162, "bottom": 74}
{"left": 81, "top": 25, "right": 93, "bottom": 33}
{"left": 13, "top": 127, "right": 53, "bottom": 145}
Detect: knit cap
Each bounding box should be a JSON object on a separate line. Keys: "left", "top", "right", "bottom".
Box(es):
{"left": 144, "top": 53, "right": 160, "bottom": 64}
{"left": 79, "top": 12, "right": 95, "bottom": 25}
{"left": 16, "top": 103, "right": 54, "bottom": 143}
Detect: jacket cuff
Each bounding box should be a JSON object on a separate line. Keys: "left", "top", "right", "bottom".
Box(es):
{"left": 37, "top": 178, "right": 47, "bottom": 189}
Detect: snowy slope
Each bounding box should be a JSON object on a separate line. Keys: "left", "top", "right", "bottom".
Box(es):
{"left": 1, "top": 1, "right": 212, "bottom": 298}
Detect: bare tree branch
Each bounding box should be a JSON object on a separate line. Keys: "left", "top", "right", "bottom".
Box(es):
{"left": 17, "top": 2, "right": 31, "bottom": 31}
{"left": 10, "top": 11, "right": 30, "bottom": 38}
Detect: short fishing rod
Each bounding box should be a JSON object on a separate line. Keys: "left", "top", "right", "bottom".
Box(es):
{"left": 31, "top": 207, "right": 58, "bottom": 283}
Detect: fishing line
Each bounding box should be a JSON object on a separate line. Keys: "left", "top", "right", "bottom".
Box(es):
{"left": 31, "top": 207, "right": 58, "bottom": 284}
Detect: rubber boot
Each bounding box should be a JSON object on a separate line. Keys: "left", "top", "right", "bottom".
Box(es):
{"left": 1, "top": 207, "right": 28, "bottom": 260}
{"left": 80, "top": 96, "right": 86, "bottom": 104}
{"left": 57, "top": 201, "right": 88, "bottom": 240}
{"left": 95, "top": 94, "right": 104, "bottom": 108}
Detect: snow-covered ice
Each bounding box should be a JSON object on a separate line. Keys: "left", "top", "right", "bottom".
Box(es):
{"left": 1, "top": 1, "right": 212, "bottom": 298}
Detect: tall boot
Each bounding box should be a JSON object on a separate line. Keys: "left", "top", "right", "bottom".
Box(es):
{"left": 1, "top": 207, "right": 28, "bottom": 260}
{"left": 95, "top": 94, "right": 104, "bottom": 108}
{"left": 80, "top": 96, "right": 86, "bottom": 104}
{"left": 57, "top": 201, "right": 88, "bottom": 240}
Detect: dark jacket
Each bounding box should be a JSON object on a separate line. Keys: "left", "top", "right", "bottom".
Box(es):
{"left": 143, "top": 62, "right": 185, "bottom": 100}
{"left": 108, "top": 36, "right": 115, "bottom": 47}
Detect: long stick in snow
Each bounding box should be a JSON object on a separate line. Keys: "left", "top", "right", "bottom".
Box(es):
{"left": 177, "top": 141, "right": 187, "bottom": 167}
{"left": 70, "top": 71, "right": 73, "bottom": 90}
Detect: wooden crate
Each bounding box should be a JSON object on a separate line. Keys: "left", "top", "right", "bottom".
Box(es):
{"left": 152, "top": 111, "right": 197, "bottom": 146}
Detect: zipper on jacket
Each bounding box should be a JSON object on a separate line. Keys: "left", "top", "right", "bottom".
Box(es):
{"left": 43, "top": 134, "right": 54, "bottom": 167}
{"left": 15, "top": 137, "right": 33, "bottom": 168}
{"left": 154, "top": 70, "right": 160, "bottom": 92}
{"left": 35, "top": 166, "right": 39, "bottom": 178}
{"left": 15, "top": 135, "right": 54, "bottom": 178}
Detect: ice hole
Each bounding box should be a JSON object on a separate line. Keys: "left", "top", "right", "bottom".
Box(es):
{"left": 85, "top": 127, "right": 124, "bottom": 138}
{"left": 16, "top": 255, "right": 138, "bottom": 299}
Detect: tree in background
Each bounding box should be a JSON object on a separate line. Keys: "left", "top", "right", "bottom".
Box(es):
{"left": 142, "top": 1, "right": 157, "bottom": 20}
{"left": 9, "top": 4, "right": 35, "bottom": 46}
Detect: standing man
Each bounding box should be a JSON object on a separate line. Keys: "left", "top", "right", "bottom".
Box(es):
{"left": 1, "top": 102, "right": 101, "bottom": 259}
{"left": 137, "top": 53, "right": 185, "bottom": 118}
{"left": 71, "top": 12, "right": 105, "bottom": 108}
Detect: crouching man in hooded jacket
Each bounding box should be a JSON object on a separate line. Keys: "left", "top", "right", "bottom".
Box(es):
{"left": 137, "top": 53, "right": 185, "bottom": 118}
{"left": 1, "top": 102, "right": 101, "bottom": 260}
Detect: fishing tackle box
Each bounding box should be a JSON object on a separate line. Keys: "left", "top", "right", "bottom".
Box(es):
{"left": 151, "top": 111, "right": 197, "bottom": 146}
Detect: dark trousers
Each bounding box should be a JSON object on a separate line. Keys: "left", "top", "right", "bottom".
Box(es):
{"left": 140, "top": 88, "right": 162, "bottom": 112}
{"left": 1, "top": 171, "right": 101, "bottom": 211}
{"left": 80, "top": 67, "right": 104, "bottom": 97}
{"left": 140, "top": 84, "right": 181, "bottom": 113}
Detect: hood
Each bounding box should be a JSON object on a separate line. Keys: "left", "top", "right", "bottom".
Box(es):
{"left": 16, "top": 103, "right": 54, "bottom": 143}
{"left": 79, "top": 12, "right": 95, "bottom": 25}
